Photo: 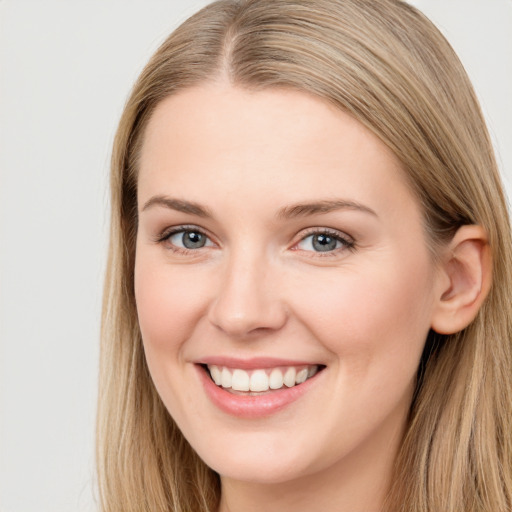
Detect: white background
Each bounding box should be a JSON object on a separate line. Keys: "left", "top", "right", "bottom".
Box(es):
{"left": 0, "top": 1, "right": 510, "bottom": 511}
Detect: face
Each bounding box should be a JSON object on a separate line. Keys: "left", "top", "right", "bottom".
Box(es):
{"left": 135, "top": 83, "right": 440, "bottom": 485}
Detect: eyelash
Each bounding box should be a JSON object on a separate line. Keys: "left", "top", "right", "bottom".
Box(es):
{"left": 155, "top": 225, "right": 356, "bottom": 257}
{"left": 155, "top": 225, "right": 212, "bottom": 256}
{"left": 295, "top": 227, "right": 355, "bottom": 257}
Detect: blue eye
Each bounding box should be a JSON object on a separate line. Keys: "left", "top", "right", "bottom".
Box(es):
{"left": 166, "top": 229, "right": 213, "bottom": 250}
{"left": 297, "top": 231, "right": 353, "bottom": 253}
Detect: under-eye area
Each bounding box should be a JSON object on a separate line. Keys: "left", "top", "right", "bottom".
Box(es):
{"left": 200, "top": 364, "right": 327, "bottom": 394}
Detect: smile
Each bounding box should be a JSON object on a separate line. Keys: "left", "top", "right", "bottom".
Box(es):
{"left": 206, "top": 364, "right": 321, "bottom": 393}
{"left": 197, "top": 360, "right": 325, "bottom": 418}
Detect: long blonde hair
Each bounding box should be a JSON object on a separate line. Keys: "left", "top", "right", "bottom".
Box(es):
{"left": 97, "top": 1, "right": 512, "bottom": 510}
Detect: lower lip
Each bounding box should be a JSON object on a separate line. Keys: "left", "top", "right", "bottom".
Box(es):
{"left": 197, "top": 365, "right": 322, "bottom": 418}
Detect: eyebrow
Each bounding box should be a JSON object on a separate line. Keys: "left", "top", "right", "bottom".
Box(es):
{"left": 141, "top": 195, "right": 377, "bottom": 219}
{"left": 276, "top": 199, "right": 378, "bottom": 220}
{"left": 141, "top": 195, "right": 213, "bottom": 217}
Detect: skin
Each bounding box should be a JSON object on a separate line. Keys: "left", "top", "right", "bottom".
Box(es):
{"left": 134, "top": 83, "right": 454, "bottom": 512}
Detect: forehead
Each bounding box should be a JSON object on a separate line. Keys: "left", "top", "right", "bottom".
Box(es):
{"left": 138, "top": 83, "right": 419, "bottom": 221}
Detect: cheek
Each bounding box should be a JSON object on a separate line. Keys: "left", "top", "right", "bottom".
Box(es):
{"left": 134, "top": 254, "right": 210, "bottom": 354}
{"left": 134, "top": 254, "right": 213, "bottom": 419}
{"left": 291, "top": 257, "right": 434, "bottom": 377}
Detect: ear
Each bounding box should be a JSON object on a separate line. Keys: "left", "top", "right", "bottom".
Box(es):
{"left": 430, "top": 225, "right": 492, "bottom": 335}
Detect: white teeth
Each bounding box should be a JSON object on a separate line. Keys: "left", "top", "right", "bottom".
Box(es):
{"left": 221, "top": 367, "right": 232, "bottom": 388}
{"left": 209, "top": 365, "right": 222, "bottom": 385}
{"left": 208, "top": 364, "right": 321, "bottom": 392}
{"left": 231, "top": 369, "right": 250, "bottom": 391}
{"left": 283, "top": 367, "right": 296, "bottom": 387}
{"left": 269, "top": 368, "right": 284, "bottom": 389}
{"left": 295, "top": 368, "right": 308, "bottom": 384}
{"left": 250, "top": 370, "right": 269, "bottom": 392}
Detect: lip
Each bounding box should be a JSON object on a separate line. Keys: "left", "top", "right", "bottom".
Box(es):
{"left": 197, "top": 356, "right": 318, "bottom": 370}
{"left": 196, "top": 361, "right": 324, "bottom": 419}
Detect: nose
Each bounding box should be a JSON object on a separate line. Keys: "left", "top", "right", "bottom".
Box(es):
{"left": 207, "top": 247, "right": 288, "bottom": 338}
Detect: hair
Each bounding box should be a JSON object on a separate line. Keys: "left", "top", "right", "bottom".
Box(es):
{"left": 96, "top": 0, "right": 512, "bottom": 510}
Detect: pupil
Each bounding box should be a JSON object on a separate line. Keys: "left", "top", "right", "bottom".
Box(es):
{"left": 183, "top": 231, "right": 205, "bottom": 249}
{"left": 312, "top": 234, "right": 337, "bottom": 252}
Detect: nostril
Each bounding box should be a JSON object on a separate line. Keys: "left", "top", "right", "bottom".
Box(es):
{"left": 208, "top": 298, "right": 288, "bottom": 337}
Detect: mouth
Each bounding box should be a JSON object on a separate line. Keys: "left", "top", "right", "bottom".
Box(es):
{"left": 202, "top": 363, "right": 324, "bottom": 395}
{"left": 196, "top": 357, "right": 326, "bottom": 417}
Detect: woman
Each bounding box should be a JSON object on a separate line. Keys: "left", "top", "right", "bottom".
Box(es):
{"left": 96, "top": 0, "right": 512, "bottom": 510}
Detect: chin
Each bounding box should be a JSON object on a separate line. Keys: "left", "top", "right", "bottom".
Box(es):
{"left": 188, "top": 429, "right": 323, "bottom": 485}
{"left": 209, "top": 456, "right": 310, "bottom": 485}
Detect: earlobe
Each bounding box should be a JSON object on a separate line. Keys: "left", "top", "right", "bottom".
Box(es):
{"left": 431, "top": 225, "right": 492, "bottom": 335}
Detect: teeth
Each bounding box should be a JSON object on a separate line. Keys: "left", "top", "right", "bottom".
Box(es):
{"left": 269, "top": 368, "right": 284, "bottom": 390}
{"left": 295, "top": 368, "right": 308, "bottom": 384}
{"left": 207, "top": 364, "right": 320, "bottom": 392}
{"left": 231, "top": 369, "right": 250, "bottom": 391}
{"left": 221, "top": 367, "right": 232, "bottom": 388}
{"left": 250, "top": 370, "right": 269, "bottom": 392}
{"left": 209, "top": 365, "right": 222, "bottom": 385}
{"left": 283, "top": 367, "right": 296, "bottom": 387}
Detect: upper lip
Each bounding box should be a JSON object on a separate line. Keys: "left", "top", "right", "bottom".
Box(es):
{"left": 196, "top": 356, "right": 322, "bottom": 370}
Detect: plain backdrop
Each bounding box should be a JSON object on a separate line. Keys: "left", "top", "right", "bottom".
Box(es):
{"left": 0, "top": 1, "right": 510, "bottom": 511}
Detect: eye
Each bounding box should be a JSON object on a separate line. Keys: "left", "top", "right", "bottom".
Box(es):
{"left": 170, "top": 230, "right": 208, "bottom": 249}
{"left": 159, "top": 227, "right": 214, "bottom": 252}
{"left": 296, "top": 230, "right": 354, "bottom": 253}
